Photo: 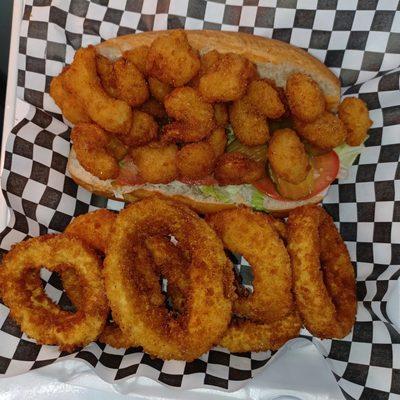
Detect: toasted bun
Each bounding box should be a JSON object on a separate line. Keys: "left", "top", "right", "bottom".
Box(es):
{"left": 68, "top": 30, "right": 339, "bottom": 214}
{"left": 96, "top": 30, "right": 340, "bottom": 111}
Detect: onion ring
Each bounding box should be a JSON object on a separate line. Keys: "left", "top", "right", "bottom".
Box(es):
{"left": 103, "top": 197, "right": 233, "bottom": 360}
{"left": 207, "top": 207, "right": 293, "bottom": 323}
{"left": 0, "top": 235, "right": 108, "bottom": 352}
{"left": 287, "top": 205, "right": 357, "bottom": 338}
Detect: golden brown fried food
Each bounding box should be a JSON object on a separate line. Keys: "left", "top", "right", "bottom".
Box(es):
{"left": 146, "top": 30, "right": 200, "bottom": 87}
{"left": 177, "top": 142, "right": 216, "bottom": 180}
{"left": 286, "top": 73, "right": 325, "bottom": 122}
{"left": 338, "top": 97, "right": 372, "bottom": 146}
{"left": 220, "top": 312, "right": 301, "bottom": 353}
{"left": 96, "top": 54, "right": 119, "bottom": 98}
{"left": 106, "top": 136, "right": 128, "bottom": 160}
{"left": 139, "top": 98, "right": 168, "bottom": 120}
{"left": 199, "top": 53, "right": 253, "bottom": 102}
{"left": 268, "top": 128, "right": 311, "bottom": 184}
{"left": 287, "top": 205, "right": 357, "bottom": 338}
{"left": 206, "top": 127, "right": 227, "bottom": 158}
{"left": 50, "top": 72, "right": 91, "bottom": 124}
{"left": 163, "top": 87, "right": 215, "bottom": 143}
{"left": 207, "top": 208, "right": 293, "bottom": 323}
{"left": 274, "top": 165, "right": 315, "bottom": 200}
{"left": 103, "top": 197, "right": 232, "bottom": 360}
{"left": 246, "top": 79, "right": 285, "bottom": 119}
{"left": 71, "top": 123, "right": 119, "bottom": 180}
{"left": 214, "top": 103, "right": 229, "bottom": 127}
{"left": 0, "top": 235, "right": 108, "bottom": 352}
{"left": 122, "top": 110, "right": 158, "bottom": 147}
{"left": 215, "top": 152, "right": 266, "bottom": 185}
{"left": 229, "top": 98, "right": 269, "bottom": 146}
{"left": 63, "top": 47, "right": 132, "bottom": 134}
{"left": 131, "top": 142, "right": 178, "bottom": 183}
{"left": 294, "top": 112, "right": 346, "bottom": 150}
{"left": 123, "top": 45, "right": 149, "bottom": 76}
{"left": 148, "top": 77, "right": 173, "bottom": 103}
{"left": 113, "top": 58, "right": 149, "bottom": 106}
{"left": 201, "top": 50, "right": 221, "bottom": 72}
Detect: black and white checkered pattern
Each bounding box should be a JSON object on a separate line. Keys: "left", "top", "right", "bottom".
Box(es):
{"left": 1, "top": 0, "right": 399, "bottom": 398}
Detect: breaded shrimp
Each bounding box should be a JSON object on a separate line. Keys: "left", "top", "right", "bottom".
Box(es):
{"left": 123, "top": 45, "right": 149, "bottom": 76}
{"left": 123, "top": 110, "right": 158, "bottom": 147}
{"left": 177, "top": 142, "right": 216, "bottom": 180}
{"left": 338, "top": 97, "right": 372, "bottom": 146}
{"left": 267, "top": 128, "right": 310, "bottom": 184}
{"left": 229, "top": 98, "right": 269, "bottom": 146}
{"left": 207, "top": 127, "right": 227, "bottom": 158}
{"left": 71, "top": 123, "right": 119, "bottom": 180}
{"left": 148, "top": 77, "right": 172, "bottom": 102}
{"left": 130, "top": 142, "right": 178, "bottom": 183}
{"left": 215, "top": 152, "right": 265, "bottom": 185}
{"left": 146, "top": 30, "right": 200, "bottom": 87}
{"left": 214, "top": 103, "right": 229, "bottom": 127}
{"left": 285, "top": 73, "right": 325, "bottom": 122}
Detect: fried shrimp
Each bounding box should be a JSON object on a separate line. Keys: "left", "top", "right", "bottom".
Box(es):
{"left": 148, "top": 77, "right": 173, "bottom": 102}
{"left": 338, "top": 97, "right": 372, "bottom": 146}
{"left": 162, "top": 87, "right": 215, "bottom": 143}
{"left": 146, "top": 30, "right": 200, "bottom": 87}
{"left": 123, "top": 110, "right": 158, "bottom": 147}
{"left": 103, "top": 197, "right": 233, "bottom": 360}
{"left": 176, "top": 142, "right": 216, "bottom": 180}
{"left": 0, "top": 235, "right": 108, "bottom": 352}
{"left": 294, "top": 112, "right": 346, "bottom": 150}
{"left": 63, "top": 46, "right": 132, "bottom": 134}
{"left": 229, "top": 98, "right": 269, "bottom": 146}
{"left": 139, "top": 98, "right": 168, "bottom": 120}
{"left": 206, "top": 127, "right": 227, "bottom": 158}
{"left": 123, "top": 45, "right": 149, "bottom": 76}
{"left": 130, "top": 142, "right": 178, "bottom": 183}
{"left": 286, "top": 73, "right": 325, "bottom": 122}
{"left": 268, "top": 128, "right": 311, "bottom": 184}
{"left": 50, "top": 72, "right": 91, "bottom": 124}
{"left": 214, "top": 103, "right": 229, "bottom": 127}
{"left": 215, "top": 152, "right": 266, "bottom": 185}
{"left": 199, "top": 53, "right": 253, "bottom": 102}
{"left": 287, "top": 205, "right": 357, "bottom": 338}
{"left": 246, "top": 79, "right": 286, "bottom": 119}
{"left": 96, "top": 54, "right": 119, "bottom": 98}
{"left": 71, "top": 123, "right": 119, "bottom": 180}
{"left": 207, "top": 208, "right": 293, "bottom": 323}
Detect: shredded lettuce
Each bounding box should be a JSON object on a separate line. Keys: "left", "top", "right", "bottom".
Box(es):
{"left": 251, "top": 188, "right": 267, "bottom": 211}
{"left": 199, "top": 185, "right": 230, "bottom": 202}
{"left": 226, "top": 125, "right": 236, "bottom": 145}
{"left": 334, "top": 141, "right": 365, "bottom": 179}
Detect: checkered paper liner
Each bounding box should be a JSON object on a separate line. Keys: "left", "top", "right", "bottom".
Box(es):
{"left": 0, "top": 0, "right": 399, "bottom": 398}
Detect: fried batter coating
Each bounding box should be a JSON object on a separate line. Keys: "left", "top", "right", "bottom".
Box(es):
{"left": 220, "top": 312, "right": 301, "bottom": 352}
{"left": 285, "top": 73, "right": 325, "bottom": 122}
{"left": 201, "top": 50, "right": 221, "bottom": 72}
{"left": 246, "top": 79, "right": 285, "bottom": 119}
{"left": 139, "top": 98, "right": 168, "bottom": 120}
{"left": 287, "top": 205, "right": 356, "bottom": 338}
{"left": 294, "top": 112, "right": 346, "bottom": 150}
{"left": 71, "top": 123, "right": 119, "bottom": 180}
{"left": 268, "top": 128, "right": 311, "bottom": 184}
{"left": 274, "top": 165, "right": 315, "bottom": 200}
{"left": 63, "top": 46, "right": 132, "bottom": 134}
{"left": 50, "top": 73, "right": 91, "bottom": 124}
{"left": 146, "top": 30, "right": 200, "bottom": 87}
{"left": 207, "top": 208, "right": 293, "bottom": 323}
{"left": 130, "top": 142, "right": 178, "bottom": 183}
{"left": 103, "top": 197, "right": 232, "bottom": 360}
{"left": 230, "top": 98, "right": 269, "bottom": 146}
{"left": 177, "top": 142, "right": 216, "bottom": 180}
{"left": 338, "top": 97, "right": 372, "bottom": 146}
{"left": 113, "top": 58, "right": 149, "bottom": 106}
{"left": 199, "top": 53, "right": 253, "bottom": 102}
{"left": 123, "top": 45, "right": 149, "bottom": 76}
{"left": 163, "top": 87, "right": 215, "bottom": 143}
{"left": 206, "top": 127, "right": 227, "bottom": 158}
{"left": 106, "top": 136, "right": 128, "bottom": 160}
{"left": 96, "top": 54, "right": 119, "bottom": 98}
{"left": 122, "top": 110, "right": 158, "bottom": 147}
{"left": 214, "top": 103, "right": 229, "bottom": 127}
{"left": 215, "top": 152, "right": 266, "bottom": 185}
{"left": 148, "top": 77, "right": 173, "bottom": 102}
{"left": 0, "top": 235, "right": 108, "bottom": 352}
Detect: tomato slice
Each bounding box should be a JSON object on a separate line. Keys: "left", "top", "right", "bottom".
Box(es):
{"left": 115, "top": 156, "right": 143, "bottom": 185}
{"left": 253, "top": 151, "right": 340, "bottom": 201}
